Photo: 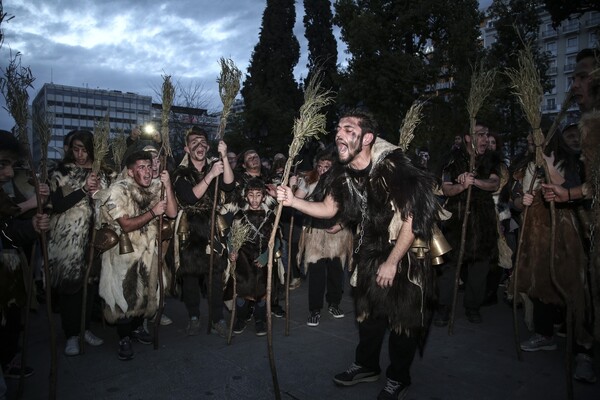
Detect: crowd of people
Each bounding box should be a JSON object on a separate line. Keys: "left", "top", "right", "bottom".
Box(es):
{"left": 1, "top": 47, "right": 599, "bottom": 399}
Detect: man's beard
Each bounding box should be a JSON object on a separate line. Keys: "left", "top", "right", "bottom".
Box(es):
{"left": 338, "top": 141, "right": 362, "bottom": 165}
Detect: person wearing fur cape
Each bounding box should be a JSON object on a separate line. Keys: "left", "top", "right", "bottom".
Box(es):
{"left": 47, "top": 130, "right": 113, "bottom": 356}
{"left": 171, "top": 127, "right": 234, "bottom": 337}
{"left": 0, "top": 131, "right": 50, "bottom": 394}
{"left": 277, "top": 109, "right": 439, "bottom": 399}
{"left": 96, "top": 150, "right": 177, "bottom": 360}
{"left": 542, "top": 48, "right": 600, "bottom": 383}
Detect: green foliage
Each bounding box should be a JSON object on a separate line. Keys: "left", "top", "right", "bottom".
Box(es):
{"left": 542, "top": 0, "right": 600, "bottom": 28}
{"left": 241, "top": 0, "right": 303, "bottom": 154}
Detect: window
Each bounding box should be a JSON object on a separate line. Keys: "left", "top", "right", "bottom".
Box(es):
{"left": 564, "top": 55, "right": 577, "bottom": 73}
{"left": 566, "top": 36, "right": 578, "bottom": 53}
{"left": 591, "top": 32, "right": 599, "bottom": 48}
{"left": 546, "top": 41, "right": 557, "bottom": 55}
{"left": 545, "top": 78, "right": 556, "bottom": 94}
{"left": 566, "top": 76, "right": 574, "bottom": 92}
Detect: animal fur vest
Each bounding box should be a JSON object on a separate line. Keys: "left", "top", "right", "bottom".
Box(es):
{"left": 97, "top": 177, "right": 162, "bottom": 323}
{"left": 320, "top": 138, "right": 439, "bottom": 340}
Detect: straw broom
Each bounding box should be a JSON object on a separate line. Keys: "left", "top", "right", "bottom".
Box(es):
{"left": 398, "top": 98, "right": 426, "bottom": 151}
{"left": 506, "top": 44, "right": 573, "bottom": 399}
{"left": 265, "top": 72, "right": 333, "bottom": 400}
{"left": 448, "top": 62, "right": 496, "bottom": 336}
{"left": 207, "top": 58, "right": 241, "bottom": 334}
{"left": 111, "top": 128, "right": 128, "bottom": 170}
{"left": 1, "top": 53, "right": 58, "bottom": 400}
{"left": 226, "top": 220, "right": 252, "bottom": 344}
{"left": 79, "top": 114, "right": 110, "bottom": 353}
{"left": 153, "top": 74, "right": 175, "bottom": 348}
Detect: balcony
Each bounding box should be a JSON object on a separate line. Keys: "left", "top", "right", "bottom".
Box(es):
{"left": 547, "top": 66, "right": 557, "bottom": 75}
{"left": 542, "top": 104, "right": 558, "bottom": 113}
{"left": 586, "top": 15, "right": 600, "bottom": 27}
{"left": 564, "top": 64, "right": 576, "bottom": 73}
{"left": 562, "top": 21, "right": 580, "bottom": 33}
{"left": 541, "top": 29, "right": 557, "bottom": 38}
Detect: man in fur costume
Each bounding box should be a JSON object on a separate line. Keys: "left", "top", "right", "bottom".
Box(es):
{"left": 171, "top": 126, "right": 234, "bottom": 337}
{"left": 277, "top": 109, "right": 439, "bottom": 400}
{"left": 542, "top": 48, "right": 600, "bottom": 383}
{"left": 97, "top": 150, "right": 177, "bottom": 360}
{"left": 228, "top": 177, "right": 283, "bottom": 336}
{"left": 436, "top": 123, "right": 501, "bottom": 325}
{"left": 0, "top": 131, "right": 50, "bottom": 392}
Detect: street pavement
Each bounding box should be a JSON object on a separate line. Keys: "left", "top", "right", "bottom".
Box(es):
{"left": 6, "top": 280, "right": 599, "bottom": 400}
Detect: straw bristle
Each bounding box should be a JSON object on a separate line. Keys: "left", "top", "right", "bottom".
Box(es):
{"left": 92, "top": 113, "right": 110, "bottom": 173}
{"left": 398, "top": 99, "right": 427, "bottom": 151}
{"left": 33, "top": 110, "right": 53, "bottom": 181}
{"left": 0, "top": 52, "right": 34, "bottom": 146}
{"left": 466, "top": 61, "right": 496, "bottom": 152}
{"left": 111, "top": 128, "right": 128, "bottom": 169}
{"left": 230, "top": 220, "right": 252, "bottom": 254}
{"left": 161, "top": 74, "right": 175, "bottom": 157}
{"left": 216, "top": 57, "right": 242, "bottom": 140}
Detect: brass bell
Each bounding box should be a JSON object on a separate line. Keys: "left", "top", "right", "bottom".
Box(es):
{"left": 429, "top": 225, "right": 452, "bottom": 266}
{"left": 410, "top": 237, "right": 429, "bottom": 259}
{"left": 216, "top": 214, "right": 229, "bottom": 237}
{"left": 177, "top": 212, "right": 190, "bottom": 244}
{"left": 119, "top": 232, "right": 134, "bottom": 254}
{"left": 161, "top": 219, "right": 174, "bottom": 241}
{"left": 94, "top": 225, "right": 119, "bottom": 252}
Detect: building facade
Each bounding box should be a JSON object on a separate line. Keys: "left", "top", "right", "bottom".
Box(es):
{"left": 31, "top": 83, "right": 152, "bottom": 162}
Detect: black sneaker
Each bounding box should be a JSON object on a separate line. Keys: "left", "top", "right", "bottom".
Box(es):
{"left": 307, "top": 311, "right": 320, "bottom": 327}
{"left": 131, "top": 326, "right": 153, "bottom": 345}
{"left": 255, "top": 321, "right": 267, "bottom": 337}
{"left": 333, "top": 362, "right": 380, "bottom": 386}
{"left": 233, "top": 319, "right": 246, "bottom": 335}
{"left": 328, "top": 305, "right": 345, "bottom": 318}
{"left": 3, "top": 365, "right": 34, "bottom": 379}
{"left": 271, "top": 304, "right": 285, "bottom": 318}
{"left": 377, "top": 378, "right": 409, "bottom": 400}
{"left": 118, "top": 337, "right": 134, "bottom": 361}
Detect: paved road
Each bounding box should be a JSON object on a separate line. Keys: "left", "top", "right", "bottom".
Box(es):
{"left": 6, "top": 281, "right": 599, "bottom": 400}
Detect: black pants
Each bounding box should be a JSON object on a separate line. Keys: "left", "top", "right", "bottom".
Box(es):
{"left": 181, "top": 274, "right": 224, "bottom": 323}
{"left": 116, "top": 315, "right": 144, "bottom": 339}
{"left": 437, "top": 257, "right": 490, "bottom": 310}
{"left": 58, "top": 285, "right": 94, "bottom": 338}
{"left": 308, "top": 257, "right": 343, "bottom": 311}
{"left": 354, "top": 316, "right": 417, "bottom": 385}
{"left": 0, "top": 305, "right": 21, "bottom": 368}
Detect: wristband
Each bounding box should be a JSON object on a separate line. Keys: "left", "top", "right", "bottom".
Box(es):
{"left": 150, "top": 209, "right": 156, "bottom": 218}
{"left": 203, "top": 177, "right": 210, "bottom": 186}
{"left": 82, "top": 186, "right": 89, "bottom": 194}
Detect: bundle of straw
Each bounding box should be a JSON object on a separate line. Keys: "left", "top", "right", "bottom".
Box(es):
{"left": 0, "top": 53, "right": 34, "bottom": 144}
{"left": 33, "top": 110, "right": 52, "bottom": 182}
{"left": 398, "top": 99, "right": 426, "bottom": 151}
{"left": 160, "top": 74, "right": 175, "bottom": 157}
{"left": 111, "top": 128, "right": 127, "bottom": 170}
{"left": 216, "top": 57, "right": 242, "bottom": 140}
{"left": 230, "top": 220, "right": 252, "bottom": 254}
{"left": 92, "top": 113, "right": 110, "bottom": 174}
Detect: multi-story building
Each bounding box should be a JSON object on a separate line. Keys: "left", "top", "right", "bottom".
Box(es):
{"left": 31, "top": 83, "right": 152, "bottom": 162}
{"left": 481, "top": 8, "right": 599, "bottom": 121}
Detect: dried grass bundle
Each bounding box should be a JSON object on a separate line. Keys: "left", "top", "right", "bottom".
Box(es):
{"left": 467, "top": 61, "right": 497, "bottom": 149}
{"left": 33, "top": 110, "right": 52, "bottom": 181}
{"left": 92, "top": 114, "right": 110, "bottom": 173}
{"left": 111, "top": 128, "right": 127, "bottom": 169}
{"left": 230, "top": 220, "right": 252, "bottom": 254}
{"left": 0, "top": 52, "right": 34, "bottom": 145}
{"left": 398, "top": 99, "right": 426, "bottom": 151}
{"left": 505, "top": 43, "right": 544, "bottom": 165}
{"left": 160, "top": 74, "right": 175, "bottom": 157}
{"left": 216, "top": 57, "right": 242, "bottom": 140}
{"left": 282, "top": 72, "right": 334, "bottom": 186}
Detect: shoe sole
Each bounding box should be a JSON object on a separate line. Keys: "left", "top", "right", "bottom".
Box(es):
{"left": 520, "top": 345, "right": 557, "bottom": 352}
{"left": 333, "top": 374, "right": 380, "bottom": 386}
{"left": 307, "top": 321, "right": 319, "bottom": 327}
{"left": 256, "top": 332, "right": 267, "bottom": 337}
{"left": 574, "top": 374, "right": 598, "bottom": 384}
{"left": 330, "top": 313, "right": 345, "bottom": 319}
{"left": 272, "top": 313, "right": 285, "bottom": 318}
{"left": 118, "top": 354, "right": 135, "bottom": 361}
{"left": 132, "top": 338, "right": 153, "bottom": 345}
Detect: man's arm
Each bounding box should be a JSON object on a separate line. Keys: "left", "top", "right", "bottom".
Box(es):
{"left": 473, "top": 173, "right": 500, "bottom": 192}
{"left": 277, "top": 185, "right": 338, "bottom": 219}
{"left": 376, "top": 215, "right": 414, "bottom": 288}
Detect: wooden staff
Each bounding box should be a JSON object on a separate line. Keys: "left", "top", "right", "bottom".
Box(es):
{"left": 207, "top": 58, "right": 241, "bottom": 334}
{"left": 1, "top": 54, "right": 58, "bottom": 400}
{"left": 154, "top": 74, "right": 174, "bottom": 349}
{"left": 266, "top": 72, "right": 333, "bottom": 400}
{"left": 448, "top": 64, "right": 496, "bottom": 335}
{"left": 285, "top": 164, "right": 299, "bottom": 336}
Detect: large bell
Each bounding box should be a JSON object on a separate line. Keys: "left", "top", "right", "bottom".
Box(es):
{"left": 429, "top": 225, "right": 452, "bottom": 266}
{"left": 119, "top": 232, "right": 134, "bottom": 254}
{"left": 161, "top": 219, "right": 174, "bottom": 241}
{"left": 410, "top": 237, "right": 429, "bottom": 259}
{"left": 216, "top": 214, "right": 229, "bottom": 237}
{"left": 177, "top": 212, "right": 190, "bottom": 244}
{"left": 94, "top": 225, "right": 119, "bottom": 252}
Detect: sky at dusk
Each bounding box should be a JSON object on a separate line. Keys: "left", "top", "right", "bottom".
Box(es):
{"left": 0, "top": 0, "right": 493, "bottom": 130}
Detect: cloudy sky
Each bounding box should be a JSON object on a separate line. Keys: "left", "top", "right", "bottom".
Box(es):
{"left": 0, "top": 0, "right": 492, "bottom": 131}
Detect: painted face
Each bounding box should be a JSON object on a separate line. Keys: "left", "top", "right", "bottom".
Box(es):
{"left": 335, "top": 117, "right": 364, "bottom": 165}
{"left": 150, "top": 152, "right": 160, "bottom": 178}
{"left": 185, "top": 134, "right": 209, "bottom": 163}
{"left": 0, "top": 153, "right": 16, "bottom": 184}
{"left": 562, "top": 126, "right": 581, "bottom": 152}
{"left": 245, "top": 189, "right": 264, "bottom": 210}
{"left": 571, "top": 56, "right": 594, "bottom": 113}
{"left": 316, "top": 159, "right": 332, "bottom": 176}
{"left": 472, "top": 125, "right": 489, "bottom": 155}
{"left": 71, "top": 140, "right": 90, "bottom": 167}
{"left": 128, "top": 159, "right": 153, "bottom": 188}
{"left": 488, "top": 137, "right": 497, "bottom": 151}
{"left": 243, "top": 151, "right": 261, "bottom": 171}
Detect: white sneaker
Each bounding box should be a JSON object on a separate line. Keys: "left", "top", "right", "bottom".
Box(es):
{"left": 84, "top": 330, "right": 104, "bottom": 346}
{"left": 64, "top": 336, "right": 80, "bottom": 356}
{"left": 151, "top": 313, "right": 173, "bottom": 326}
